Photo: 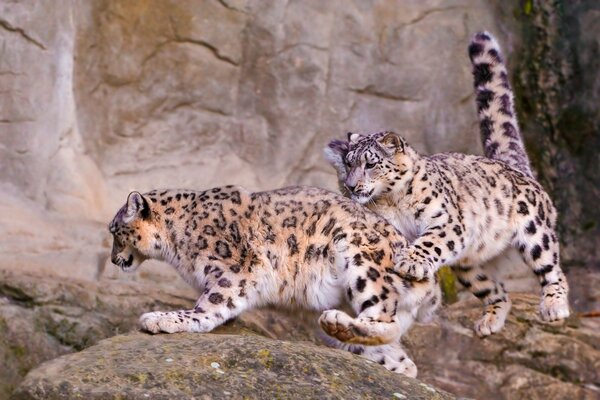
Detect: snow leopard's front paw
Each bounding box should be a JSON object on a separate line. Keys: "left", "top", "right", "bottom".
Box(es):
{"left": 394, "top": 250, "right": 434, "bottom": 281}
{"left": 139, "top": 311, "right": 185, "bottom": 334}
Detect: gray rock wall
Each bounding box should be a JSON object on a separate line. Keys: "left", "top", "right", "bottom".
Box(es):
{"left": 0, "top": 0, "right": 510, "bottom": 283}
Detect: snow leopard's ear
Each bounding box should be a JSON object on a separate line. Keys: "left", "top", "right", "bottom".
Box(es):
{"left": 324, "top": 139, "right": 351, "bottom": 196}
{"left": 324, "top": 139, "right": 349, "bottom": 177}
{"left": 377, "top": 131, "right": 404, "bottom": 154}
{"left": 125, "top": 191, "right": 150, "bottom": 222}
{"left": 347, "top": 132, "right": 363, "bottom": 143}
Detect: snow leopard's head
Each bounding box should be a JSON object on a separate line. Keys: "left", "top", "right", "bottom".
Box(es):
{"left": 325, "top": 131, "right": 416, "bottom": 204}
{"left": 108, "top": 191, "right": 158, "bottom": 272}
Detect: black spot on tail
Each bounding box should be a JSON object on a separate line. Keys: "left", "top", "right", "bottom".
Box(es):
{"left": 534, "top": 264, "right": 554, "bottom": 276}
{"left": 360, "top": 295, "right": 380, "bottom": 312}
{"left": 356, "top": 277, "right": 367, "bottom": 292}
{"left": 475, "top": 32, "right": 491, "bottom": 41}
{"left": 473, "top": 63, "right": 493, "bottom": 87}
{"left": 499, "top": 71, "right": 510, "bottom": 89}
{"left": 499, "top": 94, "right": 513, "bottom": 116}
{"left": 487, "top": 48, "right": 502, "bottom": 63}
{"left": 525, "top": 221, "right": 537, "bottom": 235}
{"left": 487, "top": 141, "right": 499, "bottom": 158}
{"left": 480, "top": 117, "right": 493, "bottom": 141}
{"left": 476, "top": 89, "right": 494, "bottom": 111}
{"left": 531, "top": 245, "right": 542, "bottom": 260}
{"left": 468, "top": 42, "right": 484, "bottom": 61}
{"left": 502, "top": 122, "right": 518, "bottom": 139}
{"left": 474, "top": 288, "right": 491, "bottom": 299}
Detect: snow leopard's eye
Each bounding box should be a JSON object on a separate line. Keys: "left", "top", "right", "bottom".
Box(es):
{"left": 365, "top": 162, "right": 376, "bottom": 169}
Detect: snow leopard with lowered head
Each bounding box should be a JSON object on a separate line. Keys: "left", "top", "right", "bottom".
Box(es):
{"left": 324, "top": 32, "right": 569, "bottom": 337}
{"left": 109, "top": 185, "right": 441, "bottom": 377}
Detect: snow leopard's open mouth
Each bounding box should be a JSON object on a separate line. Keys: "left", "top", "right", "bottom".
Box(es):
{"left": 113, "top": 254, "right": 134, "bottom": 271}
{"left": 351, "top": 189, "right": 374, "bottom": 204}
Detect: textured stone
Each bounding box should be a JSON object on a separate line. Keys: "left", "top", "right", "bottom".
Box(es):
{"left": 404, "top": 293, "right": 600, "bottom": 400}
{"left": 11, "top": 333, "right": 455, "bottom": 400}
{"left": 510, "top": 0, "right": 600, "bottom": 265}
{"left": 0, "top": 266, "right": 318, "bottom": 397}
{"left": 0, "top": 0, "right": 516, "bottom": 300}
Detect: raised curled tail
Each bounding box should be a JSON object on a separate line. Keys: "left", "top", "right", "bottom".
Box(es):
{"left": 469, "top": 32, "right": 533, "bottom": 177}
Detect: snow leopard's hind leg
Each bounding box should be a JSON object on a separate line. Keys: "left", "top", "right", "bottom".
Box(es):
{"left": 452, "top": 264, "right": 511, "bottom": 336}
{"left": 319, "top": 248, "right": 407, "bottom": 347}
{"left": 513, "top": 201, "right": 570, "bottom": 322}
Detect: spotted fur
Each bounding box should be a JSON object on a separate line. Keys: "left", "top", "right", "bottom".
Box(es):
{"left": 324, "top": 130, "right": 570, "bottom": 337}
{"left": 109, "top": 186, "right": 441, "bottom": 377}
{"left": 469, "top": 31, "right": 533, "bottom": 177}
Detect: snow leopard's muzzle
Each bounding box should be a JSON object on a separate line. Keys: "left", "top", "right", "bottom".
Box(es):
{"left": 110, "top": 238, "right": 140, "bottom": 272}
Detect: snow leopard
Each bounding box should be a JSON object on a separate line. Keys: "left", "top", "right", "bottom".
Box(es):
{"left": 324, "top": 32, "right": 570, "bottom": 337}
{"left": 109, "top": 185, "right": 441, "bottom": 377}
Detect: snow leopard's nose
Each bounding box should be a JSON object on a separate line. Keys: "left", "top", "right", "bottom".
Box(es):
{"left": 345, "top": 180, "right": 356, "bottom": 192}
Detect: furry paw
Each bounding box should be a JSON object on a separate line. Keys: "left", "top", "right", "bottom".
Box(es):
{"left": 139, "top": 312, "right": 184, "bottom": 334}
{"left": 363, "top": 344, "right": 418, "bottom": 378}
{"left": 474, "top": 311, "right": 506, "bottom": 337}
{"left": 319, "top": 310, "right": 357, "bottom": 343}
{"left": 540, "top": 296, "right": 570, "bottom": 322}
{"left": 384, "top": 355, "right": 418, "bottom": 378}
{"left": 395, "top": 250, "right": 433, "bottom": 281}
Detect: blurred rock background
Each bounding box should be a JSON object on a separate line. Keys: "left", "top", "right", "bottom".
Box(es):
{"left": 0, "top": 0, "right": 598, "bottom": 399}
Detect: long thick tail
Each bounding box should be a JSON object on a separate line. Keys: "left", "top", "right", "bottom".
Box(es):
{"left": 469, "top": 32, "right": 533, "bottom": 177}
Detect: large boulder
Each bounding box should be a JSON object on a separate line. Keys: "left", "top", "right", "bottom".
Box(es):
{"left": 0, "top": 266, "right": 318, "bottom": 398}
{"left": 0, "top": 266, "right": 193, "bottom": 398}
{"left": 11, "top": 333, "right": 454, "bottom": 400}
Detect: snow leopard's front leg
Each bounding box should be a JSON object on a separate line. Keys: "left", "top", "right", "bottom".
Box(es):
{"left": 140, "top": 276, "right": 251, "bottom": 334}
{"left": 395, "top": 223, "right": 464, "bottom": 281}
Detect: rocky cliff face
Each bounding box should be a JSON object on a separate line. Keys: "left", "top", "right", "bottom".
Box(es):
{"left": 0, "top": 0, "right": 507, "bottom": 222}
{"left": 1, "top": 0, "right": 527, "bottom": 299}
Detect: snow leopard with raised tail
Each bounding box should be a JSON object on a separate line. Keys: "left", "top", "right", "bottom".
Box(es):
{"left": 109, "top": 186, "right": 441, "bottom": 377}
{"left": 469, "top": 32, "right": 533, "bottom": 178}
{"left": 324, "top": 32, "right": 569, "bottom": 337}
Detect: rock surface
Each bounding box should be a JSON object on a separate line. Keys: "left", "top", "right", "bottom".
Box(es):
{"left": 404, "top": 293, "right": 600, "bottom": 400}
{"left": 511, "top": 0, "right": 600, "bottom": 265}
{"left": 4, "top": 265, "right": 600, "bottom": 400}
{"left": 0, "top": 266, "right": 193, "bottom": 398}
{"left": 11, "top": 333, "right": 454, "bottom": 400}
{"left": 0, "top": 266, "right": 318, "bottom": 398}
